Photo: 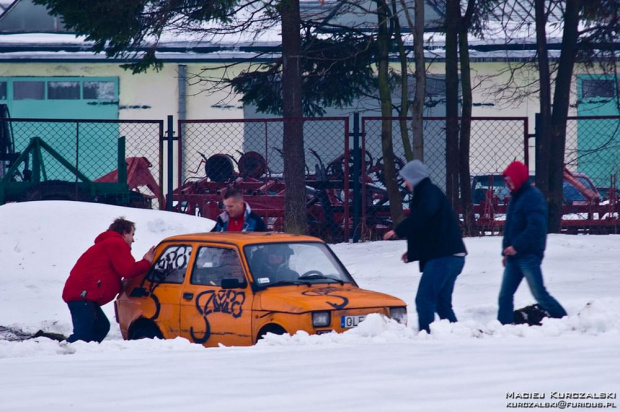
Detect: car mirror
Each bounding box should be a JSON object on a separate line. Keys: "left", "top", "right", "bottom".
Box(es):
{"left": 221, "top": 278, "right": 247, "bottom": 289}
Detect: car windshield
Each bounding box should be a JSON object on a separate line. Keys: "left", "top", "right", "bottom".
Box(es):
{"left": 244, "top": 242, "right": 353, "bottom": 288}
{"left": 577, "top": 176, "right": 596, "bottom": 192}
{"left": 471, "top": 175, "right": 512, "bottom": 204}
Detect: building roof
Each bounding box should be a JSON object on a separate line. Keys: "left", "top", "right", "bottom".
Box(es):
{"left": 0, "top": 0, "right": 600, "bottom": 64}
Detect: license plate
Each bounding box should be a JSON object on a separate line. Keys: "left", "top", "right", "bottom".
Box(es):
{"left": 341, "top": 315, "right": 366, "bottom": 328}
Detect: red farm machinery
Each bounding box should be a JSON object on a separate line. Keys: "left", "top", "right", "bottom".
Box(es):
{"left": 167, "top": 148, "right": 407, "bottom": 241}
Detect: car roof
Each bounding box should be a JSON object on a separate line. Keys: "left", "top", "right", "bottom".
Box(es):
{"left": 471, "top": 172, "right": 591, "bottom": 179}
{"left": 159, "top": 231, "right": 323, "bottom": 247}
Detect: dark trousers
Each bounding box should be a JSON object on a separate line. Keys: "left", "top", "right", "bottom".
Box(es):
{"left": 66, "top": 300, "right": 110, "bottom": 343}
{"left": 415, "top": 256, "right": 465, "bottom": 334}
{"left": 498, "top": 255, "right": 567, "bottom": 325}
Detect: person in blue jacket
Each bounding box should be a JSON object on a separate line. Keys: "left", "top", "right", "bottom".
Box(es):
{"left": 211, "top": 188, "right": 267, "bottom": 232}
{"left": 498, "top": 161, "right": 567, "bottom": 324}
{"left": 384, "top": 160, "right": 467, "bottom": 333}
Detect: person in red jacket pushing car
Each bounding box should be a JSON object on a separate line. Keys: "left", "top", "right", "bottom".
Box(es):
{"left": 62, "top": 217, "right": 155, "bottom": 343}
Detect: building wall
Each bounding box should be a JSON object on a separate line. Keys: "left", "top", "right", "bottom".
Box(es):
{"left": 0, "top": 62, "right": 247, "bottom": 122}
{"left": 0, "top": 59, "right": 617, "bottom": 189}
{"left": 2, "top": 60, "right": 614, "bottom": 124}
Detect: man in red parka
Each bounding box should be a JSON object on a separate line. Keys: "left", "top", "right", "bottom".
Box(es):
{"left": 63, "top": 217, "right": 155, "bottom": 343}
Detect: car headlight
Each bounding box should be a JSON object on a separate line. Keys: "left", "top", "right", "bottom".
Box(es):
{"left": 389, "top": 307, "right": 407, "bottom": 324}
{"left": 312, "top": 311, "right": 331, "bottom": 328}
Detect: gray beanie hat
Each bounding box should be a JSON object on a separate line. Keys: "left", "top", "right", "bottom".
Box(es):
{"left": 399, "top": 160, "right": 429, "bottom": 186}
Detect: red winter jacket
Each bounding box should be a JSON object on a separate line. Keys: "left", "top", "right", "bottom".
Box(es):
{"left": 62, "top": 231, "right": 151, "bottom": 306}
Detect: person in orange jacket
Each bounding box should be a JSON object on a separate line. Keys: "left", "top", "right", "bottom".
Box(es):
{"left": 62, "top": 217, "right": 155, "bottom": 343}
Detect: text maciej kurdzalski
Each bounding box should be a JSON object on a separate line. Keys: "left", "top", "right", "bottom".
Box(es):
{"left": 507, "top": 393, "right": 617, "bottom": 400}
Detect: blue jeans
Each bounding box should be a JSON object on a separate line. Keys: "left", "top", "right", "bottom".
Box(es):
{"left": 66, "top": 300, "right": 110, "bottom": 343}
{"left": 498, "top": 255, "right": 567, "bottom": 325}
{"left": 415, "top": 256, "right": 465, "bottom": 333}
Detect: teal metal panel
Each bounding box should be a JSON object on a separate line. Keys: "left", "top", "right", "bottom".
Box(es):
{"left": 576, "top": 75, "right": 620, "bottom": 187}
{"left": 0, "top": 77, "right": 119, "bottom": 180}
{"left": 1, "top": 77, "right": 119, "bottom": 119}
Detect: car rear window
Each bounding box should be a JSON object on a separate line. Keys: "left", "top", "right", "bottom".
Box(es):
{"left": 147, "top": 244, "right": 192, "bottom": 284}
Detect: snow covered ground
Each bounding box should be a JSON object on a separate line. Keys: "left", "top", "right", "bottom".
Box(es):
{"left": 0, "top": 201, "right": 618, "bottom": 411}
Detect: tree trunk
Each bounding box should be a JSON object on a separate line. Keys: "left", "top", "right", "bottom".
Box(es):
{"left": 548, "top": 0, "right": 581, "bottom": 233}
{"left": 400, "top": 0, "right": 426, "bottom": 161}
{"left": 377, "top": 0, "right": 404, "bottom": 225}
{"left": 458, "top": 0, "right": 477, "bottom": 236}
{"left": 280, "top": 0, "right": 307, "bottom": 234}
{"left": 535, "top": 0, "right": 552, "bottom": 199}
{"left": 445, "top": 0, "right": 460, "bottom": 213}
{"left": 391, "top": 0, "right": 413, "bottom": 162}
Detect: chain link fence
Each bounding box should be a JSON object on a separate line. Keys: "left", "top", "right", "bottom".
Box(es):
{"left": 359, "top": 117, "right": 529, "bottom": 237}
{"left": 566, "top": 116, "right": 620, "bottom": 193}
{"left": 362, "top": 116, "right": 529, "bottom": 192}
{"left": 0, "top": 118, "right": 163, "bottom": 208}
{"left": 176, "top": 118, "right": 350, "bottom": 239}
{"left": 3, "top": 115, "right": 617, "bottom": 239}
{"left": 174, "top": 116, "right": 532, "bottom": 240}
{"left": 559, "top": 116, "right": 620, "bottom": 234}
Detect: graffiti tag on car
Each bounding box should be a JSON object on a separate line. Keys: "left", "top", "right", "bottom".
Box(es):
{"left": 302, "top": 287, "right": 349, "bottom": 309}
{"left": 190, "top": 290, "right": 246, "bottom": 343}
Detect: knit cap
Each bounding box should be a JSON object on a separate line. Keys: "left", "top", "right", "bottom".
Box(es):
{"left": 398, "top": 160, "right": 429, "bottom": 186}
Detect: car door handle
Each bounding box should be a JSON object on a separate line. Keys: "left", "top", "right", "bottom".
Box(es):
{"left": 183, "top": 292, "right": 194, "bottom": 300}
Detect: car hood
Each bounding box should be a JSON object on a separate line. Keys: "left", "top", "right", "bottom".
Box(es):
{"left": 255, "top": 284, "right": 406, "bottom": 313}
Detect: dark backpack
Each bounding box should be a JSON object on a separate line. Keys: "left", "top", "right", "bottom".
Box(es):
{"left": 513, "top": 304, "right": 549, "bottom": 326}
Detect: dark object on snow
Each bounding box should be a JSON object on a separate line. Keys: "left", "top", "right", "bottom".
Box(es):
{"left": 513, "top": 304, "right": 550, "bottom": 326}
{"left": 32, "top": 330, "right": 67, "bottom": 342}
{"left": 0, "top": 326, "right": 66, "bottom": 342}
{"left": 0, "top": 325, "right": 33, "bottom": 341}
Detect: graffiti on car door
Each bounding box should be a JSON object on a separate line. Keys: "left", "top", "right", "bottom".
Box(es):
{"left": 190, "top": 289, "right": 246, "bottom": 343}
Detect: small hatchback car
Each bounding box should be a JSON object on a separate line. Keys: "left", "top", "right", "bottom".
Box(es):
{"left": 115, "top": 232, "right": 407, "bottom": 347}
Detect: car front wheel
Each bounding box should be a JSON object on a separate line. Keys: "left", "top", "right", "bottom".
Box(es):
{"left": 129, "top": 322, "right": 163, "bottom": 340}
{"left": 256, "top": 324, "right": 287, "bottom": 342}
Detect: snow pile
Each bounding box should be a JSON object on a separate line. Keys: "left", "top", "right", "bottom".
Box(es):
{"left": 0, "top": 201, "right": 619, "bottom": 412}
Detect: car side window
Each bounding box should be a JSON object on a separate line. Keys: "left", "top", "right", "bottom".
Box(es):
{"left": 191, "top": 247, "right": 245, "bottom": 287}
{"left": 563, "top": 181, "right": 585, "bottom": 203}
{"left": 147, "top": 245, "right": 192, "bottom": 284}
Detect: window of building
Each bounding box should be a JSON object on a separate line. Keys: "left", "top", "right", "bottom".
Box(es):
{"left": 47, "top": 81, "right": 80, "bottom": 100}
{"left": 582, "top": 79, "right": 617, "bottom": 99}
{"left": 0, "top": 82, "right": 7, "bottom": 100}
{"left": 83, "top": 81, "right": 115, "bottom": 100}
{"left": 14, "top": 81, "right": 45, "bottom": 100}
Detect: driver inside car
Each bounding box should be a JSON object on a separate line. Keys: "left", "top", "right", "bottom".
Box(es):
{"left": 254, "top": 245, "right": 299, "bottom": 284}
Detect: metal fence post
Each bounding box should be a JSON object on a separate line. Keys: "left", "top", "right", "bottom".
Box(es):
{"left": 534, "top": 112, "right": 541, "bottom": 174}
{"left": 166, "top": 115, "right": 174, "bottom": 211}
{"left": 118, "top": 136, "right": 127, "bottom": 185}
{"left": 352, "top": 113, "right": 361, "bottom": 243}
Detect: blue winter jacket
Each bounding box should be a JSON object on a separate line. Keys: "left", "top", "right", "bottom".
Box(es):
{"left": 502, "top": 182, "right": 548, "bottom": 259}
{"left": 211, "top": 202, "right": 267, "bottom": 232}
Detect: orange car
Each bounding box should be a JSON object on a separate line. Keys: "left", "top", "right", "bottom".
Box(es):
{"left": 115, "top": 232, "right": 406, "bottom": 347}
